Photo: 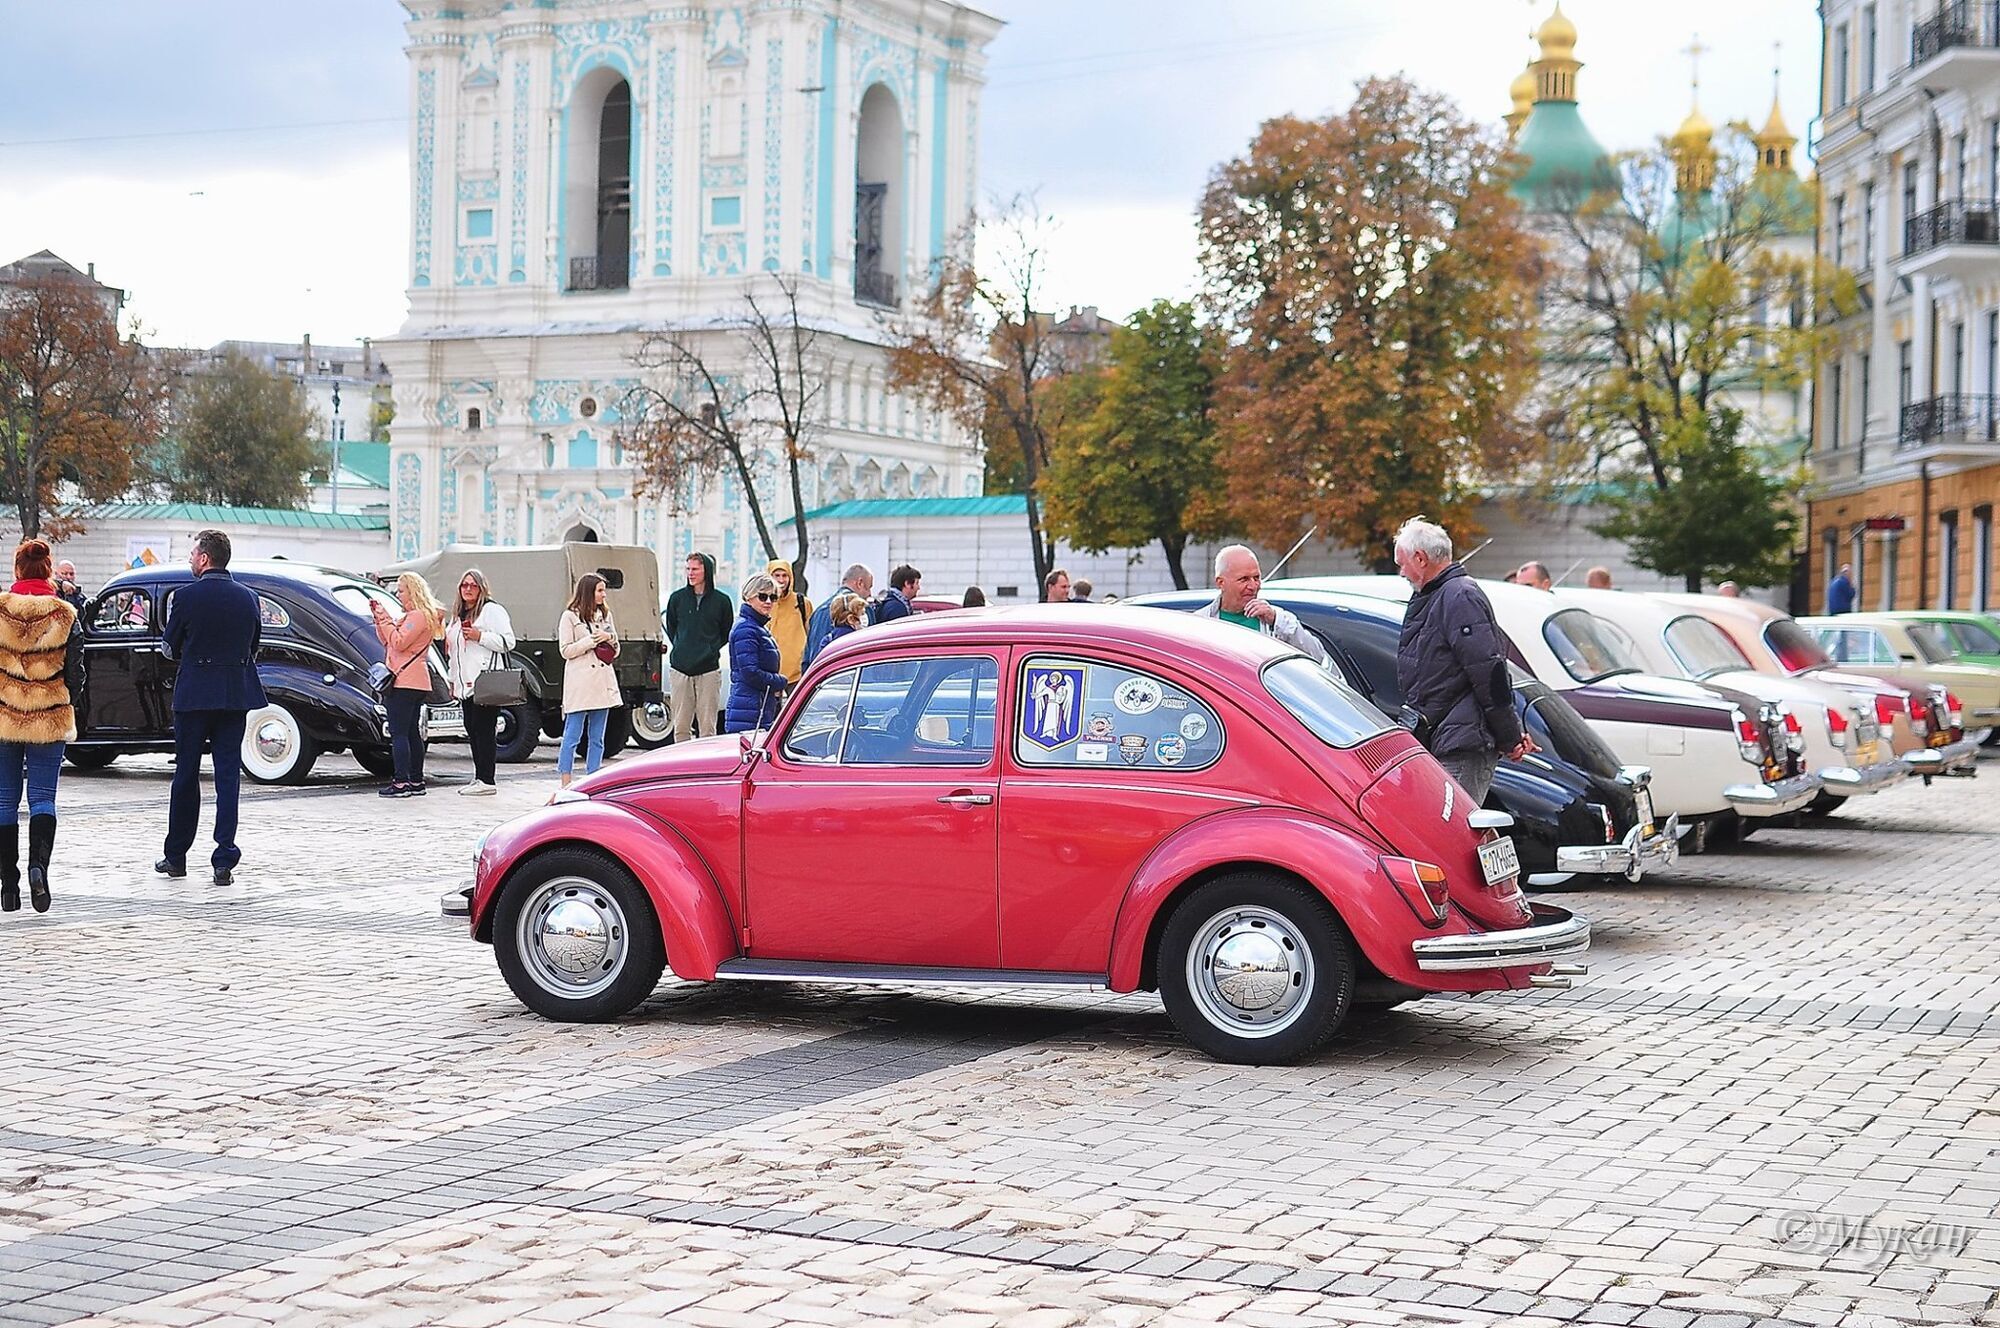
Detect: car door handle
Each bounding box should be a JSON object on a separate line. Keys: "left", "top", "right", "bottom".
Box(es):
{"left": 936, "top": 792, "right": 992, "bottom": 807}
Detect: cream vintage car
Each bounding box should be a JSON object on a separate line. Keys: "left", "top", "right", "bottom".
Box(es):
{"left": 1800, "top": 613, "right": 2000, "bottom": 743}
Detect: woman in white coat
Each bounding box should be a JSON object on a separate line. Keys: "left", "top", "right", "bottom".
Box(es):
{"left": 557, "top": 572, "right": 621, "bottom": 788}
{"left": 444, "top": 568, "right": 517, "bottom": 795}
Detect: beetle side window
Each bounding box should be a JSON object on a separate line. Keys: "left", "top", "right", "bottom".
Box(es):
{"left": 842, "top": 656, "right": 997, "bottom": 766}
{"left": 1263, "top": 656, "right": 1392, "bottom": 749}
{"left": 1014, "top": 656, "right": 1223, "bottom": 770}
{"left": 781, "top": 668, "right": 858, "bottom": 764}
{"left": 91, "top": 589, "right": 152, "bottom": 634}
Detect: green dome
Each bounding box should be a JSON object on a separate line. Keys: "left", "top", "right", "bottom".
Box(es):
{"left": 1743, "top": 171, "right": 1816, "bottom": 237}
{"left": 1510, "top": 101, "right": 1618, "bottom": 211}
{"left": 1660, "top": 188, "right": 1722, "bottom": 266}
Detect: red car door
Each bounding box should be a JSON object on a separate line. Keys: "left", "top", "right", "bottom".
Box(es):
{"left": 743, "top": 651, "right": 1003, "bottom": 968}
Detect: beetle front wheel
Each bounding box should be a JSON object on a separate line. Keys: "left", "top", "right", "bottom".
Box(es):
{"left": 1157, "top": 872, "right": 1353, "bottom": 1065}
{"left": 492, "top": 848, "right": 665, "bottom": 1022}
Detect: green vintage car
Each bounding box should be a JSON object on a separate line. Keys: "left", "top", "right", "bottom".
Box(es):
{"left": 1885, "top": 611, "right": 2000, "bottom": 670}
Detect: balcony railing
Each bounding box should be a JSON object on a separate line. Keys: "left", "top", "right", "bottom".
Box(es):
{"left": 1900, "top": 394, "right": 2000, "bottom": 448}
{"left": 567, "top": 253, "right": 630, "bottom": 292}
{"left": 1912, "top": 1, "right": 2000, "bottom": 64}
{"left": 1905, "top": 200, "right": 2000, "bottom": 255}
{"left": 854, "top": 267, "right": 897, "bottom": 308}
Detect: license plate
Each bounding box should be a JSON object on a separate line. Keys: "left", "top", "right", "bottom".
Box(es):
{"left": 1478, "top": 836, "right": 1520, "bottom": 886}
{"left": 431, "top": 704, "right": 462, "bottom": 727}
{"left": 1633, "top": 786, "right": 1655, "bottom": 836}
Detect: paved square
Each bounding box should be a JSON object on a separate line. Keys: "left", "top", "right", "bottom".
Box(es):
{"left": 1, "top": 744, "right": 1996, "bottom": 1326}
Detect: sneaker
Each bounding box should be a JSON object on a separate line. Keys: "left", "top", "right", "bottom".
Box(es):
{"left": 378, "top": 782, "right": 406, "bottom": 798}
{"left": 458, "top": 781, "right": 497, "bottom": 796}
{"left": 405, "top": 782, "right": 428, "bottom": 797}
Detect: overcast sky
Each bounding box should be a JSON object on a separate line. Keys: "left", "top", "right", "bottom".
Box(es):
{"left": 0, "top": 1, "right": 1820, "bottom": 348}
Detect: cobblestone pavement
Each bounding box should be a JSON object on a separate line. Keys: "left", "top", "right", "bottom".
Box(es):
{"left": 2, "top": 742, "right": 1997, "bottom": 1327}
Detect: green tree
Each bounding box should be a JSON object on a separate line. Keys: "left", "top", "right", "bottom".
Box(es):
{"left": 168, "top": 353, "right": 322, "bottom": 508}
{"left": 1590, "top": 409, "right": 1795, "bottom": 591}
{"left": 1041, "top": 300, "right": 1229, "bottom": 589}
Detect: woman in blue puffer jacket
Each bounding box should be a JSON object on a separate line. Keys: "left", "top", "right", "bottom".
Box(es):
{"left": 724, "top": 572, "right": 790, "bottom": 733}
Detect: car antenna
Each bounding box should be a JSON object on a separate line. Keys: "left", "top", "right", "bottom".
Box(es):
{"left": 1264, "top": 525, "right": 1319, "bottom": 581}
{"left": 1550, "top": 557, "right": 1588, "bottom": 587}
{"left": 1458, "top": 537, "right": 1496, "bottom": 564}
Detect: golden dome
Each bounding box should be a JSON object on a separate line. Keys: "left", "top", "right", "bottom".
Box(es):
{"left": 1509, "top": 65, "right": 1536, "bottom": 114}
{"left": 1673, "top": 104, "right": 1714, "bottom": 151}
{"left": 1536, "top": 4, "right": 1578, "bottom": 60}
{"left": 1758, "top": 96, "right": 1794, "bottom": 145}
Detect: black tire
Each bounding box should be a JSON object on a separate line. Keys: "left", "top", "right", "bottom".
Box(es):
{"left": 493, "top": 700, "right": 541, "bottom": 764}
{"left": 492, "top": 847, "right": 666, "bottom": 1021}
{"left": 64, "top": 748, "right": 118, "bottom": 770}
{"left": 352, "top": 746, "right": 397, "bottom": 779}
{"left": 628, "top": 700, "right": 672, "bottom": 750}
{"left": 1156, "top": 872, "right": 1353, "bottom": 1065}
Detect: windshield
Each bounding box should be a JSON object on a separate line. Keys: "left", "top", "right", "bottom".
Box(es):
{"left": 1765, "top": 618, "right": 1831, "bottom": 672}
{"left": 1663, "top": 616, "right": 1752, "bottom": 678}
{"left": 1263, "top": 657, "right": 1393, "bottom": 749}
{"left": 331, "top": 582, "right": 404, "bottom": 620}
{"left": 1543, "top": 609, "right": 1643, "bottom": 683}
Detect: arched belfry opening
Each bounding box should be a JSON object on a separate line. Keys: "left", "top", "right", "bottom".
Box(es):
{"left": 854, "top": 84, "right": 904, "bottom": 307}
{"left": 565, "top": 69, "right": 632, "bottom": 290}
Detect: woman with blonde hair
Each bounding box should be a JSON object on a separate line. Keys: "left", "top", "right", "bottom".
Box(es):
{"left": 825, "top": 590, "right": 868, "bottom": 649}
{"left": 370, "top": 572, "right": 444, "bottom": 797}
{"left": 725, "top": 572, "right": 789, "bottom": 733}
{"left": 0, "top": 539, "right": 80, "bottom": 912}
{"left": 444, "top": 567, "right": 516, "bottom": 796}
{"left": 556, "top": 572, "right": 620, "bottom": 787}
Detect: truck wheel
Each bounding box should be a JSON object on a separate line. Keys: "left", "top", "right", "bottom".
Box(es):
{"left": 352, "top": 746, "right": 397, "bottom": 779}
{"left": 629, "top": 700, "right": 672, "bottom": 749}
{"left": 240, "top": 702, "right": 320, "bottom": 785}
{"left": 1157, "top": 872, "right": 1352, "bottom": 1065}
{"left": 493, "top": 848, "right": 665, "bottom": 1021}
{"left": 494, "top": 700, "right": 541, "bottom": 763}
{"left": 64, "top": 748, "right": 118, "bottom": 771}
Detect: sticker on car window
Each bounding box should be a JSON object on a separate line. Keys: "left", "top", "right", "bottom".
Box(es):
{"left": 1016, "top": 656, "right": 1223, "bottom": 770}
{"left": 1023, "top": 665, "right": 1083, "bottom": 749}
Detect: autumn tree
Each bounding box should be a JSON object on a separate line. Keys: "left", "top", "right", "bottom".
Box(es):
{"left": 0, "top": 270, "right": 168, "bottom": 537}
{"left": 1592, "top": 409, "right": 1796, "bottom": 591}
{"left": 619, "top": 274, "right": 825, "bottom": 568}
{"left": 888, "top": 197, "right": 1092, "bottom": 586}
{"left": 1040, "top": 300, "right": 1229, "bottom": 589}
{"left": 166, "top": 353, "right": 323, "bottom": 508}
{"left": 1198, "top": 76, "right": 1539, "bottom": 567}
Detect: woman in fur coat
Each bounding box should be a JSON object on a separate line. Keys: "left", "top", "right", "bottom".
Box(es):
{"left": 0, "top": 539, "right": 80, "bottom": 913}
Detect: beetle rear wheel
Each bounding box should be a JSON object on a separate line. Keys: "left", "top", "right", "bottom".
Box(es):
{"left": 1157, "top": 872, "right": 1352, "bottom": 1065}
{"left": 240, "top": 702, "right": 319, "bottom": 785}
{"left": 492, "top": 847, "right": 665, "bottom": 1022}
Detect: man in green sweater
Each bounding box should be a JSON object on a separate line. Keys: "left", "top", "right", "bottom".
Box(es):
{"left": 664, "top": 552, "right": 733, "bottom": 742}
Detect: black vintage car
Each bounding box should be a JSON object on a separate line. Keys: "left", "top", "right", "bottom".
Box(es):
{"left": 66, "top": 560, "right": 413, "bottom": 784}
{"left": 1128, "top": 587, "right": 1678, "bottom": 884}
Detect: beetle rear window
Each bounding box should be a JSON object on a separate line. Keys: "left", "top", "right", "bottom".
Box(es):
{"left": 1262, "top": 657, "right": 1392, "bottom": 749}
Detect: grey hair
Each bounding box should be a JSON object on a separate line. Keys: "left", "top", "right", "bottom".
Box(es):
{"left": 741, "top": 573, "right": 779, "bottom": 602}
{"left": 1393, "top": 517, "right": 1452, "bottom": 563}
{"left": 1213, "top": 544, "right": 1259, "bottom": 579}
{"left": 841, "top": 562, "right": 874, "bottom": 587}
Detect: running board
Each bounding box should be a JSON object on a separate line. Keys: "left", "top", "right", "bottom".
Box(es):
{"left": 713, "top": 958, "right": 1105, "bottom": 989}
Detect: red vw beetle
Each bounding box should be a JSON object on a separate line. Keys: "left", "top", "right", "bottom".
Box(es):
{"left": 461, "top": 608, "right": 1589, "bottom": 1064}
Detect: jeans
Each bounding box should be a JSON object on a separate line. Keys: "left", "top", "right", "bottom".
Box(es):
{"left": 164, "top": 709, "right": 248, "bottom": 870}
{"left": 670, "top": 668, "right": 721, "bottom": 742}
{"left": 1436, "top": 748, "right": 1500, "bottom": 805}
{"left": 462, "top": 698, "right": 499, "bottom": 785}
{"left": 558, "top": 708, "right": 609, "bottom": 776}
{"left": 0, "top": 741, "right": 64, "bottom": 822}
{"left": 385, "top": 687, "right": 427, "bottom": 785}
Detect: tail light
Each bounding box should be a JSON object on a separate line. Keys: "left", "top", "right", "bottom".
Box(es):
{"left": 1587, "top": 801, "right": 1614, "bottom": 844}
{"left": 1780, "top": 707, "right": 1805, "bottom": 754}
{"left": 1945, "top": 691, "right": 1964, "bottom": 729}
{"left": 1874, "top": 694, "right": 1902, "bottom": 729}
{"left": 1908, "top": 693, "right": 1930, "bottom": 737}
{"left": 1733, "top": 709, "right": 1763, "bottom": 763}
{"left": 1380, "top": 856, "right": 1449, "bottom": 927}
{"left": 1826, "top": 705, "right": 1850, "bottom": 749}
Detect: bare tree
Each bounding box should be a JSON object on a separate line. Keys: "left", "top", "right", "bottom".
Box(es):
{"left": 888, "top": 195, "right": 1087, "bottom": 587}
{"left": 619, "top": 274, "right": 826, "bottom": 567}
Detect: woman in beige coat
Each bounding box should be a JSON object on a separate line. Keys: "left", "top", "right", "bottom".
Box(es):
{"left": 556, "top": 572, "right": 620, "bottom": 787}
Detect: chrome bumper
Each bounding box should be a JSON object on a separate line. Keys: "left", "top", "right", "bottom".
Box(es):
{"left": 1818, "top": 757, "right": 1909, "bottom": 797}
{"left": 1723, "top": 770, "right": 1823, "bottom": 817}
{"left": 1905, "top": 737, "right": 1980, "bottom": 777}
{"left": 1555, "top": 813, "right": 1681, "bottom": 881}
{"left": 1412, "top": 902, "right": 1591, "bottom": 972}
{"left": 440, "top": 886, "right": 472, "bottom": 918}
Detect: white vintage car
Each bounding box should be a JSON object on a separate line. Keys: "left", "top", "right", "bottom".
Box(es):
{"left": 1560, "top": 589, "right": 1907, "bottom": 808}
{"left": 1277, "top": 577, "right": 1823, "bottom": 845}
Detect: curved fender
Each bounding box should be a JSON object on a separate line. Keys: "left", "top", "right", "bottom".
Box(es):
{"left": 1106, "top": 809, "right": 1422, "bottom": 993}
{"left": 473, "top": 801, "right": 739, "bottom": 980}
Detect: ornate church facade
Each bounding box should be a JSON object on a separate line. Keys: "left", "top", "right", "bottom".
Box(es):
{"left": 375, "top": 0, "right": 1000, "bottom": 587}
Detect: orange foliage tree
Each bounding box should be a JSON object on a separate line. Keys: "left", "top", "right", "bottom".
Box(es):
{"left": 1199, "top": 76, "right": 1539, "bottom": 568}
{"left": 0, "top": 270, "right": 167, "bottom": 538}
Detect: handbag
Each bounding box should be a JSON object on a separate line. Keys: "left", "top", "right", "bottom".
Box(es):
{"left": 472, "top": 666, "right": 526, "bottom": 707}
{"left": 592, "top": 640, "right": 616, "bottom": 663}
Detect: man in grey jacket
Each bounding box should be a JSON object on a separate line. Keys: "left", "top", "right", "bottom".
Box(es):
{"left": 1393, "top": 517, "right": 1534, "bottom": 802}
{"left": 1195, "top": 545, "right": 1328, "bottom": 666}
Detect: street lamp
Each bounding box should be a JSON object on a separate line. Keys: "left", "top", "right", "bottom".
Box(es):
{"left": 330, "top": 382, "right": 342, "bottom": 515}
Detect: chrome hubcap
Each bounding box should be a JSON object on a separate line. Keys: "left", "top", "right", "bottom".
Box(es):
{"left": 1186, "top": 904, "right": 1314, "bottom": 1038}
{"left": 253, "top": 717, "right": 293, "bottom": 762}
{"left": 518, "top": 876, "right": 628, "bottom": 999}
{"left": 635, "top": 703, "right": 671, "bottom": 739}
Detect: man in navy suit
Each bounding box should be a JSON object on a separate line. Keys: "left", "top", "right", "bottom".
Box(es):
{"left": 157, "top": 530, "right": 267, "bottom": 886}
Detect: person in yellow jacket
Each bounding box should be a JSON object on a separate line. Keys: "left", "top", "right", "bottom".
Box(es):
{"left": 763, "top": 558, "right": 813, "bottom": 683}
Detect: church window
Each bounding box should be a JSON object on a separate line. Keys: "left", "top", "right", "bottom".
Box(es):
{"left": 569, "top": 433, "right": 599, "bottom": 469}
{"left": 563, "top": 71, "right": 633, "bottom": 291}
{"left": 464, "top": 208, "right": 494, "bottom": 240}
{"left": 854, "top": 85, "right": 905, "bottom": 308}
{"left": 466, "top": 407, "right": 482, "bottom": 431}
{"left": 709, "top": 195, "right": 743, "bottom": 228}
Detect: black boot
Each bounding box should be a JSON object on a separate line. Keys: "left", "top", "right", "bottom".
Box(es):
{"left": 0, "top": 824, "right": 17, "bottom": 912}
{"left": 26, "top": 814, "right": 53, "bottom": 914}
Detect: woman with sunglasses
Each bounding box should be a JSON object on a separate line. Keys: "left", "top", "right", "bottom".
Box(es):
{"left": 724, "top": 573, "right": 790, "bottom": 734}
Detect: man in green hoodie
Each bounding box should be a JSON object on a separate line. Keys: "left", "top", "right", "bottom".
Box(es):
{"left": 664, "top": 552, "right": 733, "bottom": 741}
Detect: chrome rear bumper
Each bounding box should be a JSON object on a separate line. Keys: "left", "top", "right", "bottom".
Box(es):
{"left": 1555, "top": 813, "right": 1681, "bottom": 881}
{"left": 1818, "top": 757, "right": 1909, "bottom": 797}
{"left": 1723, "top": 771, "right": 1823, "bottom": 817}
{"left": 1412, "top": 902, "right": 1591, "bottom": 972}
{"left": 1905, "top": 737, "right": 1980, "bottom": 777}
